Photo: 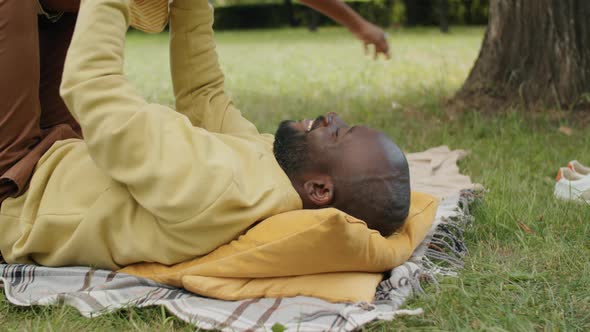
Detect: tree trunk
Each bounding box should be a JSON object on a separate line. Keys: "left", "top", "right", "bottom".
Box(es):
{"left": 454, "top": 0, "right": 590, "bottom": 111}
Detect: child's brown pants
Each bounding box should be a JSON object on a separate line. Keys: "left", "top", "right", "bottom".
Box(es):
{"left": 0, "top": 0, "right": 82, "bottom": 204}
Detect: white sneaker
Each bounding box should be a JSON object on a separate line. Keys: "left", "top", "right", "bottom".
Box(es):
{"left": 568, "top": 160, "right": 590, "bottom": 177}
{"left": 554, "top": 167, "right": 590, "bottom": 203}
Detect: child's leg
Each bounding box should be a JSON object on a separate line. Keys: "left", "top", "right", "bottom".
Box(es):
{"left": 0, "top": 1, "right": 81, "bottom": 203}
{"left": 0, "top": 0, "right": 43, "bottom": 200}
{"left": 38, "top": 12, "right": 82, "bottom": 135}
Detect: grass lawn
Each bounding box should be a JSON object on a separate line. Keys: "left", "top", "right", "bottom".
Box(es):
{"left": 1, "top": 26, "right": 589, "bottom": 331}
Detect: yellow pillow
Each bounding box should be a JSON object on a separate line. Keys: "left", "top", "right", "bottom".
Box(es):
{"left": 120, "top": 192, "right": 438, "bottom": 302}
{"left": 182, "top": 273, "right": 383, "bottom": 303}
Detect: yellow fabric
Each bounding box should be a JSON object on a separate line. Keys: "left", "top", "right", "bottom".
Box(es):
{"left": 182, "top": 273, "right": 384, "bottom": 303}
{"left": 129, "top": 0, "right": 169, "bottom": 33}
{"left": 0, "top": 0, "right": 301, "bottom": 270}
{"left": 120, "top": 192, "right": 438, "bottom": 303}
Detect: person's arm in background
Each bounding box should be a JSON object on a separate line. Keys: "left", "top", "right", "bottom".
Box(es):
{"left": 299, "top": 0, "right": 390, "bottom": 59}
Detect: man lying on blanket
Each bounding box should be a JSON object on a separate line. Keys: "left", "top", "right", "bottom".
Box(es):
{"left": 0, "top": 0, "right": 410, "bottom": 270}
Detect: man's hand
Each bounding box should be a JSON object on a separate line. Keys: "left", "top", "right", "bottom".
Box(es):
{"left": 351, "top": 20, "right": 390, "bottom": 59}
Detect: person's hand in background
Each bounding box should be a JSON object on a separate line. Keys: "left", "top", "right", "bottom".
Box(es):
{"left": 351, "top": 19, "right": 390, "bottom": 59}
{"left": 299, "top": 0, "right": 390, "bottom": 60}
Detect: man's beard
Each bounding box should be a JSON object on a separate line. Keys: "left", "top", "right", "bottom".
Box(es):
{"left": 273, "top": 120, "right": 310, "bottom": 176}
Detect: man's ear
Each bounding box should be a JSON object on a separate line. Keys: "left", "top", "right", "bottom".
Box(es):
{"left": 302, "top": 175, "right": 334, "bottom": 207}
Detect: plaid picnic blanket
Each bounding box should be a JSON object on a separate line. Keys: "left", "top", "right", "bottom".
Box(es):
{"left": 0, "top": 190, "right": 476, "bottom": 331}
{"left": 0, "top": 146, "right": 479, "bottom": 331}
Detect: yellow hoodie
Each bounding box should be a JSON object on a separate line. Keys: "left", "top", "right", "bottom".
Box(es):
{"left": 0, "top": 0, "right": 301, "bottom": 270}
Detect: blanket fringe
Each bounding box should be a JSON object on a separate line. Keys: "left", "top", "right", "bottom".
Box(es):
{"left": 420, "top": 189, "right": 478, "bottom": 279}
{"left": 375, "top": 188, "right": 481, "bottom": 302}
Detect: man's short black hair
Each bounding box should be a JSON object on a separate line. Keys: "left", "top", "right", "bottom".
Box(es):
{"left": 335, "top": 157, "right": 411, "bottom": 236}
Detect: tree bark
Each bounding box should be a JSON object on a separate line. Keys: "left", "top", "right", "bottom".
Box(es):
{"left": 454, "top": 0, "right": 590, "bottom": 111}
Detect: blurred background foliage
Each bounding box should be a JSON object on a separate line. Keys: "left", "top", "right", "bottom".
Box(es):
{"left": 209, "top": 0, "right": 489, "bottom": 30}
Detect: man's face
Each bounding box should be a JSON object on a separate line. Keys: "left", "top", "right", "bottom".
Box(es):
{"left": 273, "top": 112, "right": 390, "bottom": 179}
{"left": 274, "top": 113, "right": 410, "bottom": 234}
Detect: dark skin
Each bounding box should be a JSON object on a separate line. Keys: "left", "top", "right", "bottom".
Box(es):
{"left": 287, "top": 112, "right": 405, "bottom": 215}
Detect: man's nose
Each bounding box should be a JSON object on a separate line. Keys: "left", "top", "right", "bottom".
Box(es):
{"left": 317, "top": 115, "right": 330, "bottom": 127}
{"left": 326, "top": 112, "right": 347, "bottom": 128}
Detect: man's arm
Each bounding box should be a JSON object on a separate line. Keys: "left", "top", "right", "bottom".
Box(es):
{"left": 60, "top": 0, "right": 237, "bottom": 221}
{"left": 170, "top": 0, "right": 260, "bottom": 135}
{"left": 299, "top": 0, "right": 390, "bottom": 59}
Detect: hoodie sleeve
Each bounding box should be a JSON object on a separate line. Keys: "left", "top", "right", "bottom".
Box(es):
{"left": 60, "top": 0, "right": 237, "bottom": 222}
{"left": 169, "top": 0, "right": 261, "bottom": 136}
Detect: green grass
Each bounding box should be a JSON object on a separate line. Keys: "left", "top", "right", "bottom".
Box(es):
{"left": 2, "top": 26, "right": 589, "bottom": 331}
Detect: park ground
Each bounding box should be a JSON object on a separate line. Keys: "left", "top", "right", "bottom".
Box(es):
{"left": 0, "top": 27, "right": 589, "bottom": 331}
